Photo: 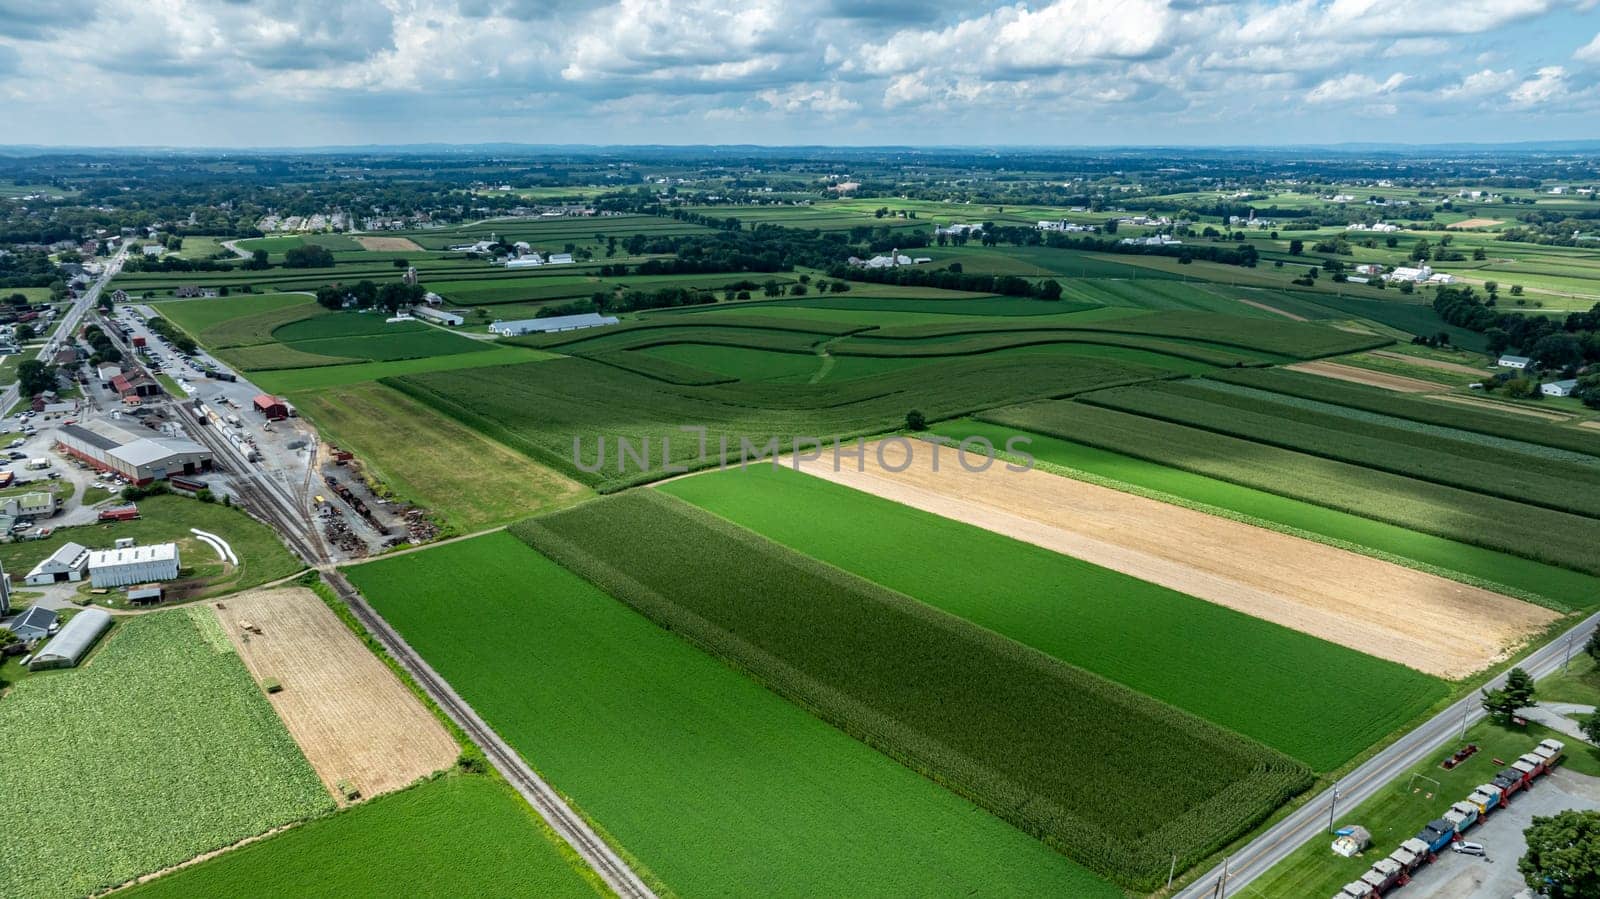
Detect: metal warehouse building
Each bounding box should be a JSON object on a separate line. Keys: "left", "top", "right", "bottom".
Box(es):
{"left": 487, "top": 312, "right": 619, "bottom": 336}
{"left": 56, "top": 422, "right": 213, "bottom": 485}
{"left": 88, "top": 541, "right": 180, "bottom": 588}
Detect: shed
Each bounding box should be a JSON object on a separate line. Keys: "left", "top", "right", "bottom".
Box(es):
{"left": 126, "top": 586, "right": 163, "bottom": 605}
{"left": 28, "top": 608, "right": 111, "bottom": 669}
{"left": 487, "top": 313, "right": 619, "bottom": 337}
{"left": 6, "top": 605, "right": 58, "bottom": 641}
{"left": 1497, "top": 354, "right": 1534, "bottom": 370}
{"left": 252, "top": 394, "right": 289, "bottom": 421}
{"left": 1542, "top": 379, "right": 1579, "bottom": 397}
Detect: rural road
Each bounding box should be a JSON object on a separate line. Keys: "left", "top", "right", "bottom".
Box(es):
{"left": 322, "top": 569, "right": 658, "bottom": 899}
{"left": 1, "top": 242, "right": 128, "bottom": 417}
{"left": 1178, "top": 610, "right": 1600, "bottom": 898}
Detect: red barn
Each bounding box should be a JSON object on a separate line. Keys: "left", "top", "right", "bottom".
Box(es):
{"left": 253, "top": 394, "right": 289, "bottom": 421}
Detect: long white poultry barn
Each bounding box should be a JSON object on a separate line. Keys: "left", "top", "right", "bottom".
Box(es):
{"left": 88, "top": 541, "right": 181, "bottom": 588}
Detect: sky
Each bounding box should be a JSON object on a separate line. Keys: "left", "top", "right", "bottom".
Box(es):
{"left": 2, "top": 0, "right": 1600, "bottom": 148}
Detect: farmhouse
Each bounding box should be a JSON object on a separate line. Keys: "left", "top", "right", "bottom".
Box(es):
{"left": 1497, "top": 354, "right": 1534, "bottom": 370}
{"left": 1037, "top": 220, "right": 1095, "bottom": 233}
{"left": 1354, "top": 263, "right": 1384, "bottom": 276}
{"left": 88, "top": 540, "right": 180, "bottom": 588}
{"left": 411, "top": 306, "right": 464, "bottom": 326}
{"left": 1384, "top": 265, "right": 1440, "bottom": 283}
{"left": 488, "top": 313, "right": 619, "bottom": 336}
{"left": 29, "top": 607, "right": 111, "bottom": 669}
{"left": 24, "top": 541, "right": 90, "bottom": 585}
{"left": 3, "top": 491, "right": 57, "bottom": 520}
{"left": 252, "top": 394, "right": 290, "bottom": 421}
{"left": 1542, "top": 379, "right": 1579, "bottom": 397}
{"left": 56, "top": 422, "right": 213, "bottom": 485}
{"left": 6, "top": 605, "right": 57, "bottom": 641}
{"left": 111, "top": 372, "right": 161, "bottom": 400}
{"left": 1119, "top": 235, "right": 1182, "bottom": 247}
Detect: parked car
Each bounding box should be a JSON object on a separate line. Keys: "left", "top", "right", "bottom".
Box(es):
{"left": 1452, "top": 841, "right": 1487, "bottom": 856}
{"left": 7, "top": 451, "right": 28, "bottom": 460}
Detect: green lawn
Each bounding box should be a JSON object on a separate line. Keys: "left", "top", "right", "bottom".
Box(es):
{"left": 344, "top": 532, "right": 1120, "bottom": 898}
{"left": 120, "top": 776, "right": 601, "bottom": 899}
{"left": 662, "top": 465, "right": 1446, "bottom": 771}
{"left": 0, "top": 494, "right": 302, "bottom": 601}
{"left": 930, "top": 418, "right": 1600, "bottom": 610}
{"left": 0, "top": 611, "right": 333, "bottom": 898}
{"left": 283, "top": 329, "right": 491, "bottom": 362}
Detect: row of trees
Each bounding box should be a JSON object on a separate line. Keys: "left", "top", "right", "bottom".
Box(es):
{"left": 312, "top": 280, "right": 425, "bottom": 312}
{"left": 1433, "top": 287, "right": 1600, "bottom": 373}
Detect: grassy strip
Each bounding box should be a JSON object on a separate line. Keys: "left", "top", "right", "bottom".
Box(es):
{"left": 578, "top": 349, "right": 737, "bottom": 385}
{"left": 1210, "top": 366, "right": 1600, "bottom": 456}
{"left": 508, "top": 314, "right": 872, "bottom": 350}
{"left": 512, "top": 491, "right": 1311, "bottom": 890}
{"left": 853, "top": 309, "right": 1389, "bottom": 358}
{"left": 831, "top": 331, "right": 1265, "bottom": 366}
{"left": 1078, "top": 380, "right": 1600, "bottom": 519}
{"left": 982, "top": 400, "right": 1600, "bottom": 576}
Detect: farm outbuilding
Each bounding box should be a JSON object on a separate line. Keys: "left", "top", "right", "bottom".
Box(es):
{"left": 88, "top": 541, "right": 180, "bottom": 588}
{"left": 56, "top": 422, "right": 213, "bottom": 485}
{"left": 6, "top": 605, "right": 58, "bottom": 641}
{"left": 252, "top": 394, "right": 290, "bottom": 421}
{"left": 24, "top": 541, "right": 90, "bottom": 585}
{"left": 487, "top": 313, "right": 619, "bottom": 336}
{"left": 29, "top": 608, "right": 111, "bottom": 669}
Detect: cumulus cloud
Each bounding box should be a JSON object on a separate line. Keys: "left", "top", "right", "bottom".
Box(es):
{"left": 1441, "top": 68, "right": 1518, "bottom": 98}
{"left": 1508, "top": 65, "right": 1570, "bottom": 106}
{"left": 1576, "top": 31, "right": 1600, "bottom": 63}
{"left": 0, "top": 0, "right": 1595, "bottom": 145}
{"left": 1305, "top": 72, "right": 1408, "bottom": 104}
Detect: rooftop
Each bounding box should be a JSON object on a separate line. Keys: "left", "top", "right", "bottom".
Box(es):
{"left": 88, "top": 542, "right": 178, "bottom": 568}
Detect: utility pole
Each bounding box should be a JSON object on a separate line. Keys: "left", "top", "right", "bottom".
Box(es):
{"left": 1168, "top": 853, "right": 1177, "bottom": 890}
{"left": 1328, "top": 783, "right": 1341, "bottom": 833}
{"left": 1565, "top": 631, "right": 1574, "bottom": 672}
{"left": 1218, "top": 855, "right": 1231, "bottom": 899}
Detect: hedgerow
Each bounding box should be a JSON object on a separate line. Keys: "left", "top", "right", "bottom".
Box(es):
{"left": 510, "top": 491, "right": 1311, "bottom": 890}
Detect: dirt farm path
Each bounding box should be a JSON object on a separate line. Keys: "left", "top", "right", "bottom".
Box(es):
{"left": 793, "top": 443, "right": 1557, "bottom": 677}
{"left": 1287, "top": 360, "right": 1441, "bottom": 392}
{"left": 1428, "top": 394, "right": 1575, "bottom": 421}
{"left": 1237, "top": 298, "right": 1307, "bottom": 320}
{"left": 213, "top": 588, "right": 458, "bottom": 801}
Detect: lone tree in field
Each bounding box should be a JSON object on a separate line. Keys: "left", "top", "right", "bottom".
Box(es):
{"left": 1521, "top": 810, "right": 1600, "bottom": 898}
{"left": 905, "top": 409, "right": 927, "bottom": 431}
{"left": 1506, "top": 667, "right": 1537, "bottom": 709}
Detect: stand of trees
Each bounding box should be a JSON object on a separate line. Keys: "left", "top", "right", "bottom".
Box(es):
{"left": 1434, "top": 287, "right": 1600, "bottom": 371}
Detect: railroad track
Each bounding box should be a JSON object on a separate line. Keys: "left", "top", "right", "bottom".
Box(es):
{"left": 323, "top": 570, "right": 657, "bottom": 899}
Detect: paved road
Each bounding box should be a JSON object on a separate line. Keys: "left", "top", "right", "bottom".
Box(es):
{"left": 1178, "top": 612, "right": 1600, "bottom": 898}
{"left": 0, "top": 243, "right": 128, "bottom": 417}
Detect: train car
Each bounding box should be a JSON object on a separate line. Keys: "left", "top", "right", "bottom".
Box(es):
{"left": 1418, "top": 820, "right": 1455, "bottom": 853}
{"left": 1467, "top": 783, "right": 1503, "bottom": 815}
{"left": 1519, "top": 752, "right": 1548, "bottom": 777}
{"left": 1535, "top": 739, "right": 1565, "bottom": 767}
{"left": 1399, "top": 836, "right": 1433, "bottom": 867}
{"left": 1494, "top": 768, "right": 1527, "bottom": 798}
{"left": 1512, "top": 758, "right": 1540, "bottom": 783}
{"left": 168, "top": 475, "right": 208, "bottom": 493}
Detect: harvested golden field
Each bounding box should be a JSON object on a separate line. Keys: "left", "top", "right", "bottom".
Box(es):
{"left": 354, "top": 235, "right": 424, "bottom": 252}
{"left": 213, "top": 588, "right": 458, "bottom": 801}
{"left": 792, "top": 441, "right": 1557, "bottom": 677}
{"left": 1447, "top": 218, "right": 1504, "bottom": 229}
{"left": 1287, "top": 360, "right": 1439, "bottom": 392}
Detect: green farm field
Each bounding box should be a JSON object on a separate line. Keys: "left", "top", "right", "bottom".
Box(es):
{"left": 345, "top": 532, "right": 1121, "bottom": 898}
{"left": 0, "top": 611, "right": 333, "bottom": 899}
{"left": 155, "top": 293, "right": 317, "bottom": 338}
{"left": 388, "top": 353, "right": 1170, "bottom": 490}
{"left": 247, "top": 345, "right": 557, "bottom": 392}
{"left": 515, "top": 492, "right": 1310, "bottom": 890}
{"left": 122, "top": 776, "right": 601, "bottom": 899}
{"left": 661, "top": 465, "right": 1446, "bottom": 770}
{"left": 929, "top": 419, "right": 1600, "bottom": 610}
{"left": 292, "top": 381, "right": 590, "bottom": 533}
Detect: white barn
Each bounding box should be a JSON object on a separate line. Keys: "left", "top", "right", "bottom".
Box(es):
{"left": 88, "top": 541, "right": 180, "bottom": 588}
{"left": 25, "top": 542, "right": 90, "bottom": 585}
{"left": 1498, "top": 355, "right": 1534, "bottom": 370}
{"left": 1542, "top": 379, "right": 1579, "bottom": 397}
